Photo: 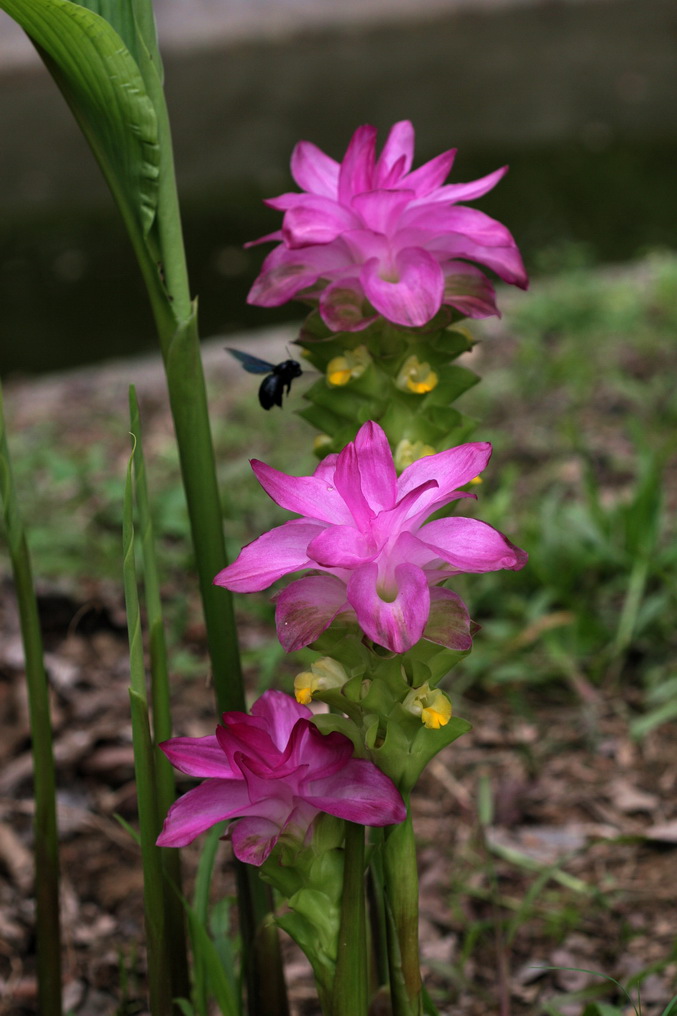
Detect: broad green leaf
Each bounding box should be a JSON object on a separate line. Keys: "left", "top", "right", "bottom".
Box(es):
{"left": 0, "top": 0, "right": 159, "bottom": 235}
{"left": 72, "top": 0, "right": 165, "bottom": 89}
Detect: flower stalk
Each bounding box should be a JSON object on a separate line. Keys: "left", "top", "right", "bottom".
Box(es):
{"left": 333, "top": 822, "right": 368, "bottom": 1016}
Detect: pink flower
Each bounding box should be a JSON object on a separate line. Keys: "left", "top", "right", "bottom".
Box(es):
{"left": 247, "top": 120, "right": 527, "bottom": 331}
{"left": 214, "top": 422, "right": 527, "bottom": 654}
{"left": 156, "top": 690, "right": 406, "bottom": 865}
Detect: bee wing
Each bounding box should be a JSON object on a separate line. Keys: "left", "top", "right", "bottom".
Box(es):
{"left": 226, "top": 348, "right": 274, "bottom": 375}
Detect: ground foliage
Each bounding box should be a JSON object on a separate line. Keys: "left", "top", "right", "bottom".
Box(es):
{"left": 1, "top": 255, "right": 676, "bottom": 1015}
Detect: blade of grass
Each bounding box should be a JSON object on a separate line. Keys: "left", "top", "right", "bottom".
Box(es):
{"left": 129, "top": 386, "right": 190, "bottom": 1003}
{"left": 0, "top": 383, "right": 63, "bottom": 1016}
{"left": 123, "top": 437, "right": 174, "bottom": 1016}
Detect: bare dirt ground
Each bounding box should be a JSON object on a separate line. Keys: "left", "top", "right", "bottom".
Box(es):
{"left": 1, "top": 333, "right": 676, "bottom": 1016}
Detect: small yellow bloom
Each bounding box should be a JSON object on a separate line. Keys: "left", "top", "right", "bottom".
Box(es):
{"left": 469, "top": 475, "right": 483, "bottom": 485}
{"left": 395, "top": 355, "right": 438, "bottom": 394}
{"left": 421, "top": 694, "right": 452, "bottom": 729}
{"left": 326, "top": 345, "right": 372, "bottom": 386}
{"left": 402, "top": 682, "right": 452, "bottom": 729}
{"left": 293, "top": 657, "right": 349, "bottom": 704}
{"left": 313, "top": 433, "right": 333, "bottom": 454}
{"left": 293, "top": 675, "right": 314, "bottom": 705}
{"left": 326, "top": 357, "right": 352, "bottom": 386}
{"left": 394, "top": 438, "right": 436, "bottom": 472}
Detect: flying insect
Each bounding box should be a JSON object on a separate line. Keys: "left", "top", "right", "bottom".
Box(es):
{"left": 226, "top": 348, "right": 303, "bottom": 410}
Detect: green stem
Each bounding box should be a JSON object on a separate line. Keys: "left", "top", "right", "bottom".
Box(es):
{"left": 0, "top": 384, "right": 62, "bottom": 1016}
{"left": 333, "top": 822, "right": 368, "bottom": 1016}
{"left": 383, "top": 806, "right": 423, "bottom": 1016}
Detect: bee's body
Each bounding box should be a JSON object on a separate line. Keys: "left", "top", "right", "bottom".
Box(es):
{"left": 226, "top": 349, "right": 303, "bottom": 409}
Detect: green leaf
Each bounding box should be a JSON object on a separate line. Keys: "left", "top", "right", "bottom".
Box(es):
{"left": 72, "top": 0, "right": 163, "bottom": 80}
{"left": 0, "top": 0, "right": 160, "bottom": 236}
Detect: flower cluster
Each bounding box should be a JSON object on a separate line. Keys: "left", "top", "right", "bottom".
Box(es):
{"left": 247, "top": 120, "right": 527, "bottom": 332}
{"left": 215, "top": 421, "right": 526, "bottom": 654}
{"left": 157, "top": 690, "right": 405, "bottom": 865}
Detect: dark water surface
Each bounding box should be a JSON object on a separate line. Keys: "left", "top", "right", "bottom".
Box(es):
{"left": 3, "top": 137, "right": 675, "bottom": 377}
{"left": 1, "top": 0, "right": 675, "bottom": 375}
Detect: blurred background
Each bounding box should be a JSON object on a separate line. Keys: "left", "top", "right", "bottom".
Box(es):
{"left": 1, "top": 0, "right": 676, "bottom": 375}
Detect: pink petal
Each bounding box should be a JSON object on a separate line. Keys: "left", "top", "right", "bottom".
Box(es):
{"left": 334, "top": 441, "right": 374, "bottom": 530}
{"left": 403, "top": 147, "right": 457, "bottom": 197}
{"left": 264, "top": 192, "right": 312, "bottom": 212}
{"left": 250, "top": 690, "right": 312, "bottom": 752}
{"left": 405, "top": 205, "right": 517, "bottom": 249}
{"left": 230, "top": 816, "right": 282, "bottom": 866}
{"left": 397, "top": 442, "right": 491, "bottom": 513}
{"left": 372, "top": 481, "right": 439, "bottom": 544}
{"left": 319, "top": 276, "right": 377, "bottom": 332}
{"left": 351, "top": 188, "right": 414, "bottom": 234}
{"left": 431, "top": 234, "right": 528, "bottom": 289}
{"left": 305, "top": 758, "right": 406, "bottom": 826}
{"left": 347, "top": 562, "right": 430, "bottom": 652}
{"left": 308, "top": 525, "right": 377, "bottom": 568}
{"left": 338, "top": 124, "right": 377, "bottom": 204}
{"left": 442, "top": 262, "right": 499, "bottom": 318}
{"left": 214, "top": 520, "right": 322, "bottom": 593}
{"left": 283, "top": 195, "right": 360, "bottom": 248}
{"left": 286, "top": 722, "right": 355, "bottom": 779}
{"left": 374, "top": 120, "right": 415, "bottom": 185}
{"left": 156, "top": 779, "right": 253, "bottom": 847}
{"left": 290, "top": 139, "right": 340, "bottom": 197}
{"left": 252, "top": 460, "right": 353, "bottom": 524}
{"left": 247, "top": 241, "right": 353, "bottom": 307}
{"left": 418, "top": 165, "right": 508, "bottom": 205}
{"left": 424, "top": 587, "right": 473, "bottom": 650}
{"left": 361, "top": 247, "right": 444, "bottom": 327}
{"left": 275, "top": 574, "right": 348, "bottom": 652}
{"left": 353, "top": 421, "right": 398, "bottom": 513}
{"left": 159, "top": 734, "right": 237, "bottom": 779}
{"left": 247, "top": 254, "right": 322, "bottom": 307}
{"left": 217, "top": 717, "right": 280, "bottom": 770}
{"left": 341, "top": 227, "right": 389, "bottom": 264}
{"left": 244, "top": 228, "right": 284, "bottom": 248}
{"left": 419, "top": 517, "right": 528, "bottom": 572}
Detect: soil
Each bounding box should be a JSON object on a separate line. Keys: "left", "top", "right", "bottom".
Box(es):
{"left": 1, "top": 333, "right": 676, "bottom": 1016}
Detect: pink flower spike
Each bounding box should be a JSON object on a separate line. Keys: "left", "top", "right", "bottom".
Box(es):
{"left": 156, "top": 690, "right": 406, "bottom": 864}
{"left": 246, "top": 121, "right": 526, "bottom": 328}
{"left": 215, "top": 422, "right": 527, "bottom": 654}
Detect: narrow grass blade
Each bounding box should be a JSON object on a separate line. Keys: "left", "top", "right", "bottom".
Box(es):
{"left": 0, "top": 387, "right": 63, "bottom": 1016}
{"left": 129, "top": 387, "right": 190, "bottom": 1003}
{"left": 123, "top": 441, "right": 173, "bottom": 1016}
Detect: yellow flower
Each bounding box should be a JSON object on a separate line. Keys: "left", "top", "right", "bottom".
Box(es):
{"left": 393, "top": 438, "right": 436, "bottom": 472}
{"left": 293, "top": 657, "right": 349, "bottom": 704}
{"left": 402, "top": 682, "right": 452, "bottom": 729}
{"left": 395, "top": 355, "right": 438, "bottom": 394}
{"left": 326, "top": 345, "right": 372, "bottom": 386}
{"left": 313, "top": 434, "right": 333, "bottom": 454}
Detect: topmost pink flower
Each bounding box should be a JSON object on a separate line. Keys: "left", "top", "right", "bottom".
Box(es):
{"left": 247, "top": 120, "right": 527, "bottom": 332}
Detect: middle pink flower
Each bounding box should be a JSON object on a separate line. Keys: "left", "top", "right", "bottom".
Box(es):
{"left": 215, "top": 422, "right": 527, "bottom": 654}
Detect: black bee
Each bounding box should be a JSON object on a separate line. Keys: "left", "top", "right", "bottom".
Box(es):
{"left": 226, "top": 348, "right": 303, "bottom": 410}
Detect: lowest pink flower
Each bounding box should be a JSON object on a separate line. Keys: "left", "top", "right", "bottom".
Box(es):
{"left": 247, "top": 119, "right": 527, "bottom": 331}
{"left": 214, "top": 421, "right": 527, "bottom": 654}
{"left": 157, "top": 690, "right": 406, "bottom": 865}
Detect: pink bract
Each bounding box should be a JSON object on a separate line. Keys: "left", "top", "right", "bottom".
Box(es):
{"left": 156, "top": 690, "right": 406, "bottom": 865}
{"left": 214, "top": 421, "right": 527, "bottom": 654}
{"left": 246, "top": 120, "right": 527, "bottom": 331}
